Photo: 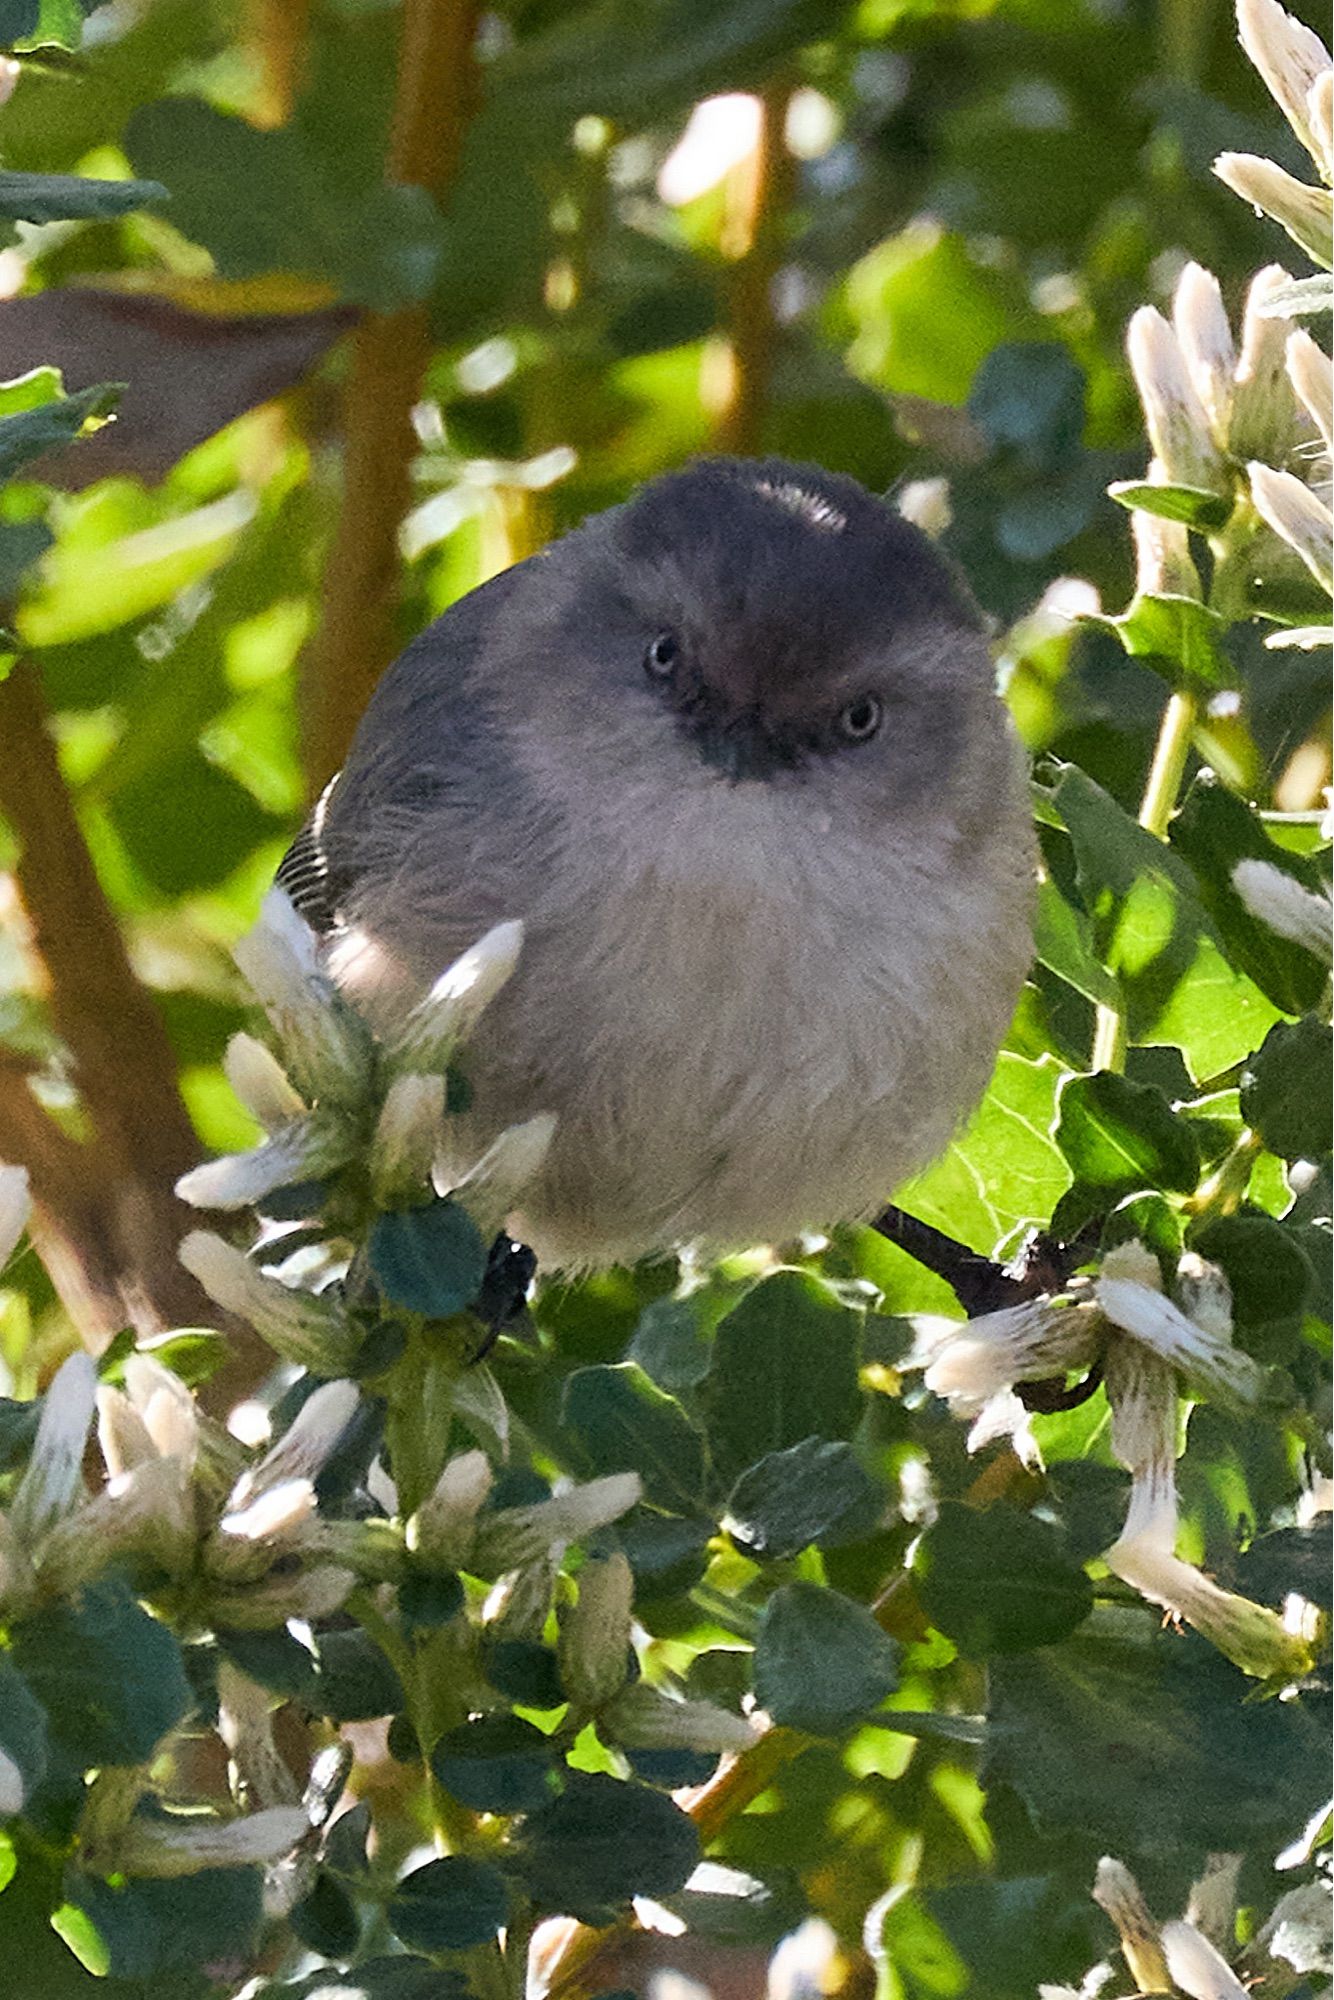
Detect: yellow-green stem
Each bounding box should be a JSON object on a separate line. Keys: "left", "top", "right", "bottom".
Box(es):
{"left": 1091, "top": 687, "right": 1200, "bottom": 1072}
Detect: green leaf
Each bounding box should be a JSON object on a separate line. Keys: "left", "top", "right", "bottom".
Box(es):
{"left": 1190, "top": 1211, "right": 1314, "bottom": 1362}
{"left": 62, "top": 1867, "right": 262, "bottom": 1980}
{"left": 1055, "top": 1070, "right": 1200, "bottom": 1201}
{"left": 0, "top": 376, "right": 120, "bottom": 482}
{"left": 217, "top": 1626, "right": 404, "bottom": 1722}
{"left": 369, "top": 1199, "right": 489, "bottom": 1318}
{"left": 923, "top": 1875, "right": 1102, "bottom": 2000}
{"left": 911, "top": 1501, "right": 1094, "bottom": 1657}
{"left": 514, "top": 1771, "right": 700, "bottom": 1925}
{"left": 0, "top": 518, "right": 51, "bottom": 602}
{"left": 0, "top": 170, "right": 165, "bottom": 223}
{"left": 430, "top": 1715, "right": 559, "bottom": 1814}
{"left": 967, "top": 341, "right": 1085, "bottom": 470}
{"left": 388, "top": 1856, "right": 508, "bottom": 1952}
{"left": 561, "top": 1362, "right": 706, "bottom": 1512}
{"left": 0, "top": 1656, "right": 48, "bottom": 1807}
{"left": 725, "top": 1438, "right": 881, "bottom": 1560}
{"left": 1095, "top": 593, "right": 1233, "bottom": 689}
{"left": 1169, "top": 777, "right": 1329, "bottom": 1019}
{"left": 1034, "top": 878, "right": 1120, "bottom": 1007}
{"left": 752, "top": 1581, "right": 899, "bottom": 1735}
{"left": 897, "top": 1051, "right": 1071, "bottom": 1259}
{"left": 1107, "top": 480, "right": 1233, "bottom": 529}
{"left": 985, "top": 1606, "right": 1329, "bottom": 1854}
{"left": 1241, "top": 1017, "right": 1333, "bottom": 1161}
{"left": 483, "top": 1639, "right": 566, "bottom": 1709}
{"left": 289, "top": 1871, "right": 361, "bottom": 1959}
{"left": 699, "top": 1270, "right": 862, "bottom": 1488}
{"left": 1, "top": 0, "right": 97, "bottom": 50}
{"left": 12, "top": 1580, "right": 191, "bottom": 1768}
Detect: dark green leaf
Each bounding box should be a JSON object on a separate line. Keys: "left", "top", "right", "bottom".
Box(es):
{"left": 1169, "top": 777, "right": 1329, "bottom": 1018}
{"left": 483, "top": 1639, "right": 566, "bottom": 1709}
{"left": 369, "top": 1198, "right": 488, "bottom": 1318}
{"left": 725, "top": 1438, "right": 881, "bottom": 1559}
{"left": 0, "top": 379, "right": 120, "bottom": 481}
{"left": 398, "top": 1566, "right": 466, "bottom": 1633}
{"left": 1108, "top": 480, "right": 1233, "bottom": 529}
{"left": 62, "top": 1867, "right": 262, "bottom": 1980}
{"left": 0, "top": 1655, "right": 48, "bottom": 1806}
{"left": 924, "top": 1875, "right": 1102, "bottom": 2000}
{"left": 1034, "top": 877, "right": 1120, "bottom": 1007}
{"left": 13, "top": 1580, "right": 191, "bottom": 1768}
{"left": 322, "top": 1799, "right": 371, "bottom": 1876}
{"left": 514, "top": 1771, "right": 700, "bottom": 1925}
{"left": 0, "top": 518, "right": 51, "bottom": 602}
{"left": 262, "top": 1963, "right": 470, "bottom": 2000}
{"left": 0, "top": 170, "right": 165, "bottom": 223}
{"left": 388, "top": 1856, "right": 509, "bottom": 1951}
{"left": 1096, "top": 593, "right": 1233, "bottom": 689}
{"left": 912, "top": 1501, "right": 1094, "bottom": 1656}
{"left": 430, "top": 1714, "right": 558, "bottom": 1813}
{"left": 216, "top": 1626, "right": 403, "bottom": 1721}
{"left": 628, "top": 1291, "right": 717, "bottom": 1391}
{"left": 700, "top": 1270, "right": 862, "bottom": 1488}
{"left": 986, "top": 1606, "right": 1329, "bottom": 1854}
{"left": 2, "top": 0, "right": 97, "bottom": 50}
{"left": 0, "top": 1392, "right": 40, "bottom": 1472}
{"left": 1055, "top": 1070, "right": 1200, "bottom": 1202}
{"left": 752, "top": 1581, "right": 899, "bottom": 1735}
{"left": 612, "top": 1507, "right": 713, "bottom": 1598}
{"left": 561, "top": 1363, "right": 706, "bottom": 1512}
{"left": 1241, "top": 1017, "right": 1333, "bottom": 1161}
{"left": 1236, "top": 1525, "right": 1334, "bottom": 1612}
{"left": 289, "top": 1871, "right": 361, "bottom": 1958}
{"left": 967, "top": 342, "right": 1085, "bottom": 469}
{"left": 110, "top": 750, "right": 283, "bottom": 896}
{"left": 1042, "top": 1462, "right": 1132, "bottom": 1565}
{"left": 1190, "top": 1211, "right": 1314, "bottom": 1362}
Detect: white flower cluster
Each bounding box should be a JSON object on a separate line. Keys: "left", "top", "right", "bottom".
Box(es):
{"left": 914, "top": 1240, "right": 1321, "bottom": 1681}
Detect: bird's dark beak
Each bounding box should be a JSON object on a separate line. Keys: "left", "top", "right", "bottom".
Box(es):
{"left": 689, "top": 716, "right": 797, "bottom": 783}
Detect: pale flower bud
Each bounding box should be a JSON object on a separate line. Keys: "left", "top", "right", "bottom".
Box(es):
{"left": 1126, "top": 307, "right": 1230, "bottom": 493}
{"left": 124, "top": 1354, "right": 198, "bottom": 1469}
{"left": 1231, "top": 266, "right": 1307, "bottom": 462}
{"left": 233, "top": 889, "right": 371, "bottom": 1104}
{"left": 602, "top": 1681, "right": 757, "bottom": 1754}
{"left": 0, "top": 1162, "right": 30, "bottom": 1271}
{"left": 1235, "top": 0, "right": 1332, "bottom": 168}
{"left": 1231, "top": 857, "right": 1333, "bottom": 961}
{"left": 371, "top": 1072, "right": 446, "bottom": 1205}
{"left": 175, "top": 1111, "right": 353, "bottom": 1213}
{"left": 113, "top": 1805, "right": 309, "bottom": 1878}
{"left": 10, "top": 1350, "right": 96, "bottom": 1547}
{"left": 1309, "top": 68, "right": 1333, "bottom": 181}
{"left": 895, "top": 476, "right": 952, "bottom": 539}
{"left": 209, "top": 1562, "right": 355, "bottom": 1629}
{"left": 234, "top": 1379, "right": 360, "bottom": 1502}
{"left": 96, "top": 1385, "right": 157, "bottom": 1480}
{"left": 410, "top": 1449, "right": 494, "bottom": 1567}
{"left": 1172, "top": 264, "right": 1236, "bottom": 445}
{"left": 37, "top": 1455, "right": 197, "bottom": 1594}
{"left": 558, "top": 1552, "right": 634, "bottom": 1709}
{"left": 1133, "top": 492, "right": 1203, "bottom": 599}
{"left": 0, "top": 1749, "right": 24, "bottom": 1818}
{"left": 392, "top": 920, "right": 524, "bottom": 1073}
{"left": 474, "top": 1471, "right": 643, "bottom": 1571}
{"left": 482, "top": 1557, "right": 556, "bottom": 1643}
{"left": 217, "top": 1660, "right": 300, "bottom": 1811}
{"left": 222, "top": 1031, "right": 306, "bottom": 1129}
{"left": 1246, "top": 461, "right": 1334, "bottom": 592}
{"left": 178, "top": 1231, "right": 359, "bottom": 1374}
{"left": 437, "top": 1113, "right": 557, "bottom": 1239}
{"left": 1092, "top": 1856, "right": 1171, "bottom": 1995}
{"left": 1161, "top": 1917, "right": 1250, "bottom": 2000}
{"left": 1214, "top": 154, "right": 1333, "bottom": 267}
{"left": 1186, "top": 1853, "right": 1242, "bottom": 1954}
{"left": 1286, "top": 327, "right": 1333, "bottom": 450}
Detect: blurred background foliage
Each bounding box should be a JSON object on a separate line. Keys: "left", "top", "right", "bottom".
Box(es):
{"left": 0, "top": 0, "right": 1329, "bottom": 1996}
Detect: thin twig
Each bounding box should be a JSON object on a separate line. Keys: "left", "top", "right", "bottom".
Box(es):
{"left": 303, "top": 0, "right": 481, "bottom": 792}
{"left": 713, "top": 78, "right": 797, "bottom": 456}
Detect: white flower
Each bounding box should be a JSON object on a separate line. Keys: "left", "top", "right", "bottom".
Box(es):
{"left": 37, "top": 1454, "right": 197, "bottom": 1594}
{"left": 1287, "top": 327, "right": 1333, "bottom": 451}
{"left": 178, "top": 1231, "right": 359, "bottom": 1374}
{"left": 222, "top": 1032, "right": 305, "bottom": 1129}
{"left": 1230, "top": 265, "right": 1305, "bottom": 462}
{"left": 0, "top": 1749, "right": 24, "bottom": 1818}
{"left": 1092, "top": 1857, "right": 1171, "bottom": 1995}
{"left": 175, "top": 1113, "right": 354, "bottom": 1213}
{"left": 473, "top": 1470, "right": 642, "bottom": 1571}
{"left": 233, "top": 889, "right": 371, "bottom": 1105}
{"left": 1215, "top": 154, "right": 1334, "bottom": 267}
{"left": 1095, "top": 1242, "right": 1266, "bottom": 1413}
{"left": 230, "top": 1379, "right": 360, "bottom": 1504}
{"left": 603, "top": 1681, "right": 757, "bottom": 1754}
{"left": 1255, "top": 1879, "right": 1334, "bottom": 1973}
{"left": 10, "top": 1351, "right": 96, "bottom": 1549}
{"left": 391, "top": 920, "right": 524, "bottom": 1073}
{"left": 557, "top": 1552, "right": 634, "bottom": 1709}
{"left": 1172, "top": 264, "right": 1236, "bottom": 444}
{"left": 371, "top": 1073, "right": 446, "bottom": 1205}
{"left": 1126, "top": 308, "right": 1230, "bottom": 492}
{"left": 1247, "top": 461, "right": 1334, "bottom": 591}
{"left": 208, "top": 1562, "right": 355, "bottom": 1629}
{"left": 1235, "top": 0, "right": 1332, "bottom": 169}
{"left": 0, "top": 1163, "right": 30, "bottom": 1271}
{"left": 917, "top": 1299, "right": 1101, "bottom": 1467}
{"left": 436, "top": 1112, "right": 557, "bottom": 1238}
{"left": 1231, "top": 857, "right": 1333, "bottom": 962}
{"left": 1161, "top": 1917, "right": 1250, "bottom": 2000}
{"left": 1133, "top": 478, "right": 1202, "bottom": 599}
{"left": 113, "top": 1805, "right": 309, "bottom": 1878}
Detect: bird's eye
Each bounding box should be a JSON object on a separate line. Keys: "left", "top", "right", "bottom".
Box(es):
{"left": 837, "top": 694, "right": 883, "bottom": 744}
{"left": 644, "top": 630, "right": 680, "bottom": 680}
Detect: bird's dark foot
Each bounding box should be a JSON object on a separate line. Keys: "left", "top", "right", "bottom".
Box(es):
{"left": 470, "top": 1236, "right": 538, "bottom": 1360}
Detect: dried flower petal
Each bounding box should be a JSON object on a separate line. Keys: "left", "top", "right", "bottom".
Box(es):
{"left": 233, "top": 889, "right": 371, "bottom": 1104}
{"left": 919, "top": 1300, "right": 1101, "bottom": 1415}
{"left": 1215, "top": 154, "right": 1334, "bottom": 267}
{"left": 1092, "top": 1857, "right": 1171, "bottom": 1994}
{"left": 179, "top": 1231, "right": 359, "bottom": 1374}
{"left": 222, "top": 1032, "right": 306, "bottom": 1129}
{"left": 1231, "top": 266, "right": 1305, "bottom": 462}
{"left": 438, "top": 1113, "right": 557, "bottom": 1238}
{"left": 474, "top": 1471, "right": 642, "bottom": 1570}
{"left": 1287, "top": 328, "right": 1334, "bottom": 450}
{"left": 1235, "top": 0, "right": 1332, "bottom": 168}
{"left": 603, "top": 1682, "right": 757, "bottom": 1754}
{"left": 372, "top": 1072, "right": 446, "bottom": 1204}
{"left": 115, "top": 1804, "right": 309, "bottom": 1878}
{"left": 1186, "top": 1854, "right": 1242, "bottom": 1954}
{"left": 1096, "top": 1250, "right": 1265, "bottom": 1414}
{"left": 410, "top": 1450, "right": 493, "bottom": 1567}
{"left": 1161, "top": 1917, "right": 1250, "bottom": 2000}
{"left": 558, "top": 1552, "right": 634, "bottom": 1709}
{"left": 1107, "top": 1534, "right": 1313, "bottom": 1679}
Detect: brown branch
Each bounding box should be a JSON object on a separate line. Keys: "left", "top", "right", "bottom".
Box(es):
{"left": 302, "top": 0, "right": 482, "bottom": 793}
{"left": 712, "top": 79, "right": 797, "bottom": 458}
{"left": 0, "top": 661, "right": 268, "bottom": 1394}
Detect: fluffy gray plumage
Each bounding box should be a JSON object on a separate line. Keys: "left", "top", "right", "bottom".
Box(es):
{"left": 280, "top": 456, "right": 1036, "bottom": 1269}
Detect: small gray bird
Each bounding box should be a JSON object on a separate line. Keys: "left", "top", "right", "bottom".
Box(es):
{"left": 279, "top": 456, "right": 1036, "bottom": 1271}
